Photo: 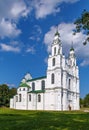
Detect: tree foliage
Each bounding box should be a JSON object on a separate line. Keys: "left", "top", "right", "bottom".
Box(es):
{"left": 0, "top": 84, "right": 17, "bottom": 107}
{"left": 83, "top": 94, "right": 89, "bottom": 107}
{"left": 9, "top": 87, "right": 17, "bottom": 98}
{"left": 80, "top": 94, "right": 89, "bottom": 108}
{"left": 80, "top": 98, "right": 84, "bottom": 108}
{"left": 74, "top": 10, "right": 89, "bottom": 45}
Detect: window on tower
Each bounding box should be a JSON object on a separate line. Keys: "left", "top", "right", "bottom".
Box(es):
{"left": 51, "top": 73, "right": 55, "bottom": 84}
{"left": 54, "top": 47, "right": 56, "bottom": 55}
{"left": 68, "top": 79, "right": 71, "bottom": 90}
{"left": 52, "top": 58, "right": 55, "bottom": 66}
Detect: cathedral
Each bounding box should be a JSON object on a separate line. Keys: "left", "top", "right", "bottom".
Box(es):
{"left": 10, "top": 29, "right": 80, "bottom": 111}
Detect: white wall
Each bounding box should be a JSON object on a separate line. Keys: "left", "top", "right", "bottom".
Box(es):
{"left": 10, "top": 98, "right": 14, "bottom": 108}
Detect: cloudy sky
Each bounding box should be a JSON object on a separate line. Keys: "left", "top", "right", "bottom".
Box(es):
{"left": 0, "top": 0, "right": 89, "bottom": 97}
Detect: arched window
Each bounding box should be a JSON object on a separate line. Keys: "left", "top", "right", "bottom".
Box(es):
{"left": 51, "top": 73, "right": 55, "bottom": 84}
{"left": 32, "top": 82, "right": 35, "bottom": 91}
{"left": 41, "top": 80, "right": 45, "bottom": 90}
{"left": 54, "top": 47, "right": 56, "bottom": 55}
{"left": 29, "top": 94, "right": 31, "bottom": 101}
{"left": 38, "top": 94, "right": 41, "bottom": 102}
{"left": 19, "top": 94, "right": 21, "bottom": 102}
{"left": 23, "top": 88, "right": 25, "bottom": 91}
{"left": 69, "top": 79, "right": 71, "bottom": 89}
{"left": 52, "top": 58, "right": 55, "bottom": 66}
{"left": 16, "top": 96, "right": 18, "bottom": 102}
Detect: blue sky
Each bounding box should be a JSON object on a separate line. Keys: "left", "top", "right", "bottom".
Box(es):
{"left": 0, "top": 0, "right": 89, "bottom": 98}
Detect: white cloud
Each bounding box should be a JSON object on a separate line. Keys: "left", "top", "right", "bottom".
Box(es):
{"left": 29, "top": 36, "right": 35, "bottom": 41}
{"left": 34, "top": 0, "right": 60, "bottom": 19}
{"left": 32, "top": 0, "right": 79, "bottom": 19}
{"left": 44, "top": 57, "right": 48, "bottom": 64}
{"left": 10, "top": 41, "right": 20, "bottom": 45}
{"left": 26, "top": 46, "right": 35, "bottom": 54}
{"left": 29, "top": 25, "right": 42, "bottom": 42}
{"left": 80, "top": 60, "right": 89, "bottom": 67}
{"left": 34, "top": 25, "right": 42, "bottom": 34}
{"left": 0, "top": 43, "right": 20, "bottom": 52}
{"left": 0, "top": 0, "right": 79, "bottom": 39}
{"left": 0, "top": 0, "right": 29, "bottom": 20}
{"left": 6, "top": 83, "right": 16, "bottom": 88}
{"left": 0, "top": 0, "right": 29, "bottom": 39}
{"left": 44, "top": 26, "right": 55, "bottom": 52}
{"left": 0, "top": 19, "right": 21, "bottom": 38}
{"left": 66, "top": 0, "right": 80, "bottom": 3}
{"left": 44, "top": 22, "right": 89, "bottom": 66}
{"left": 10, "top": 1, "right": 30, "bottom": 19}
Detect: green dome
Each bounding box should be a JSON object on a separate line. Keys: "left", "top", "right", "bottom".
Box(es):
{"left": 19, "top": 82, "right": 30, "bottom": 88}
{"left": 55, "top": 31, "right": 60, "bottom": 36}
{"left": 70, "top": 47, "right": 74, "bottom": 51}
{"left": 70, "top": 42, "right": 74, "bottom": 51}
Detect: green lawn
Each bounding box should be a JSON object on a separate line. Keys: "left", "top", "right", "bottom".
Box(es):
{"left": 0, "top": 108, "right": 89, "bottom": 130}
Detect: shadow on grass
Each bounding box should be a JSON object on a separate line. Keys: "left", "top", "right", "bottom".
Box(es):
{"left": 0, "top": 110, "right": 89, "bottom": 130}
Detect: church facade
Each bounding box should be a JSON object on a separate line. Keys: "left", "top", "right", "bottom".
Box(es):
{"left": 10, "top": 30, "right": 80, "bottom": 111}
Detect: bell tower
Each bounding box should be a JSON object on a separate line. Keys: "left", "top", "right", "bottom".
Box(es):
{"left": 46, "top": 27, "right": 63, "bottom": 89}
{"left": 45, "top": 27, "right": 64, "bottom": 110}
{"left": 51, "top": 27, "right": 62, "bottom": 56}
{"left": 68, "top": 44, "right": 76, "bottom": 67}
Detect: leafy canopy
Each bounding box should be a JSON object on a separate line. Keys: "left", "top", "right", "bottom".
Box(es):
{"left": 0, "top": 84, "right": 17, "bottom": 107}
{"left": 74, "top": 10, "right": 89, "bottom": 45}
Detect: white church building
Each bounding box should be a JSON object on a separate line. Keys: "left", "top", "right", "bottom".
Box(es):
{"left": 10, "top": 30, "right": 80, "bottom": 111}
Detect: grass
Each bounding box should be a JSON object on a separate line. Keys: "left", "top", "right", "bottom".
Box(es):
{"left": 0, "top": 108, "right": 89, "bottom": 130}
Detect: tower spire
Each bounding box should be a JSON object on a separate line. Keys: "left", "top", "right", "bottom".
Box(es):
{"left": 55, "top": 25, "right": 60, "bottom": 36}
{"left": 70, "top": 41, "right": 74, "bottom": 51}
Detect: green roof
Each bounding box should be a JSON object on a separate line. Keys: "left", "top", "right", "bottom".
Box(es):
{"left": 70, "top": 47, "right": 74, "bottom": 51}
{"left": 19, "top": 82, "right": 30, "bottom": 88}
{"left": 27, "top": 76, "right": 46, "bottom": 82}
{"left": 70, "top": 42, "right": 74, "bottom": 51}
{"left": 28, "top": 90, "right": 45, "bottom": 94}
{"left": 55, "top": 31, "right": 60, "bottom": 36}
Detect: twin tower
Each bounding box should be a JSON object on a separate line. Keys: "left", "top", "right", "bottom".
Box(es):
{"left": 10, "top": 29, "right": 80, "bottom": 110}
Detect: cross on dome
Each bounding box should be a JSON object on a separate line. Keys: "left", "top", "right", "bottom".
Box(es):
{"left": 55, "top": 25, "right": 60, "bottom": 36}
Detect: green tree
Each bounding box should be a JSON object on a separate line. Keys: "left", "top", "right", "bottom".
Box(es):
{"left": 80, "top": 98, "right": 84, "bottom": 108}
{"left": 9, "top": 87, "right": 17, "bottom": 98}
{"left": 83, "top": 94, "right": 89, "bottom": 107}
{"left": 0, "top": 84, "right": 17, "bottom": 107}
{"left": 0, "top": 84, "right": 9, "bottom": 107}
{"left": 74, "top": 10, "right": 89, "bottom": 45}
